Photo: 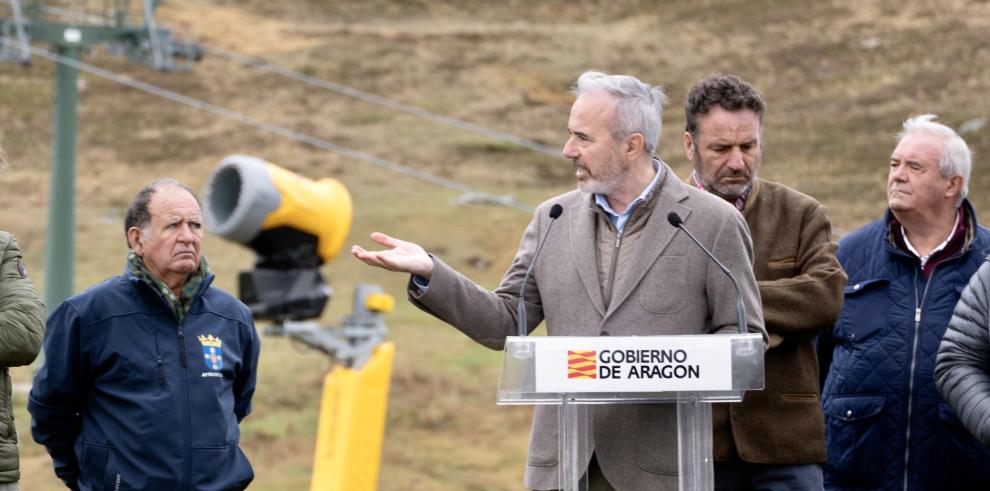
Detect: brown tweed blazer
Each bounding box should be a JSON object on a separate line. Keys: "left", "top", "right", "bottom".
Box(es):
{"left": 712, "top": 178, "right": 846, "bottom": 464}
{"left": 410, "top": 163, "right": 767, "bottom": 491}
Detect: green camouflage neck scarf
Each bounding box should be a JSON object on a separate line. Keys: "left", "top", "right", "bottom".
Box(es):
{"left": 127, "top": 250, "right": 210, "bottom": 324}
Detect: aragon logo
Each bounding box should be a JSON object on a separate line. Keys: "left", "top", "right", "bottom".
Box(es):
{"left": 567, "top": 350, "right": 596, "bottom": 379}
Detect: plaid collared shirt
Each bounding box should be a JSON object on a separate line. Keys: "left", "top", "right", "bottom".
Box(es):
{"left": 689, "top": 171, "right": 752, "bottom": 211}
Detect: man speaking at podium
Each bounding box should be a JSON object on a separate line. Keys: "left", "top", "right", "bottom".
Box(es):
{"left": 353, "top": 70, "right": 767, "bottom": 490}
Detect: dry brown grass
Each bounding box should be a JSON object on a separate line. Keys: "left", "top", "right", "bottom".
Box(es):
{"left": 4, "top": 0, "right": 990, "bottom": 489}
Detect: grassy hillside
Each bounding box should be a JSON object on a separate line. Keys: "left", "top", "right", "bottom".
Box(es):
{"left": 3, "top": 0, "right": 990, "bottom": 489}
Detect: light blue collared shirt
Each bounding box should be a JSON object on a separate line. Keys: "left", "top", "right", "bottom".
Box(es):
{"left": 594, "top": 159, "right": 662, "bottom": 232}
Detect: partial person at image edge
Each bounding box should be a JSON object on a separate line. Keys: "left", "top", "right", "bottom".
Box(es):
{"left": 935, "top": 251, "right": 990, "bottom": 446}
{"left": 0, "top": 142, "right": 46, "bottom": 491}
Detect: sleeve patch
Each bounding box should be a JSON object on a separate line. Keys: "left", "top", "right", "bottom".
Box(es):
{"left": 16, "top": 257, "right": 28, "bottom": 279}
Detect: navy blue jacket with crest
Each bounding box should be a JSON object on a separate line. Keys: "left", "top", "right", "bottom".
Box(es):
{"left": 819, "top": 202, "right": 990, "bottom": 491}
{"left": 29, "top": 266, "right": 260, "bottom": 491}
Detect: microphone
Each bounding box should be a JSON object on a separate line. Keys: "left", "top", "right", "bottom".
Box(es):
{"left": 667, "top": 212, "right": 747, "bottom": 335}
{"left": 517, "top": 204, "right": 564, "bottom": 337}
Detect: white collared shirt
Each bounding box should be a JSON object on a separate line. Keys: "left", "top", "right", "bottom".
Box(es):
{"left": 901, "top": 211, "right": 961, "bottom": 268}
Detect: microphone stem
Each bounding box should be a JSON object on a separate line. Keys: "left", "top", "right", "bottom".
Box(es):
{"left": 736, "top": 290, "right": 748, "bottom": 336}
{"left": 517, "top": 217, "right": 559, "bottom": 337}
{"left": 517, "top": 297, "right": 528, "bottom": 338}
{"left": 676, "top": 224, "right": 748, "bottom": 335}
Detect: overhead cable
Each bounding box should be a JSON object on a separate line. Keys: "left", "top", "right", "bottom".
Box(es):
{"left": 4, "top": 1, "right": 561, "bottom": 157}
{"left": 196, "top": 43, "right": 562, "bottom": 157}
{"left": 4, "top": 40, "right": 533, "bottom": 212}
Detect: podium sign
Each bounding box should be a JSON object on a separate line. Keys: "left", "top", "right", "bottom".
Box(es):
{"left": 533, "top": 335, "right": 733, "bottom": 393}
{"left": 497, "top": 333, "right": 764, "bottom": 491}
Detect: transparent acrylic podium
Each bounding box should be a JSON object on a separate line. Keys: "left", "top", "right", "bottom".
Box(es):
{"left": 497, "top": 333, "right": 765, "bottom": 491}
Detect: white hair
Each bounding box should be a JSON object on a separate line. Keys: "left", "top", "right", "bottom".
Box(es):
{"left": 898, "top": 114, "right": 972, "bottom": 204}
{"left": 572, "top": 70, "right": 668, "bottom": 156}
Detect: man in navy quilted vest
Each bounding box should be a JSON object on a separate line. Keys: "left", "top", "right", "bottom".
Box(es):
{"left": 818, "top": 115, "right": 990, "bottom": 490}
{"left": 29, "top": 179, "right": 260, "bottom": 491}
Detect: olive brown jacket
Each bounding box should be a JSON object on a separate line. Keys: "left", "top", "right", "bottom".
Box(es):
{"left": 711, "top": 179, "right": 846, "bottom": 464}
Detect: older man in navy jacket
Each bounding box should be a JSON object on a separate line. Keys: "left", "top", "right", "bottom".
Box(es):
{"left": 30, "top": 179, "right": 260, "bottom": 491}
{"left": 819, "top": 115, "right": 990, "bottom": 490}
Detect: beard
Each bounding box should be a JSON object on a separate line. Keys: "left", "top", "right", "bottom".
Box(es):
{"left": 709, "top": 179, "right": 751, "bottom": 200}
{"left": 575, "top": 149, "right": 629, "bottom": 196}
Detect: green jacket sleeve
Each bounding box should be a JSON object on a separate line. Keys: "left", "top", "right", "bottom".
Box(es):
{"left": 0, "top": 231, "right": 45, "bottom": 366}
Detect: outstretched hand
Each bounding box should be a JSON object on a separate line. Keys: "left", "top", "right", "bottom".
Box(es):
{"left": 351, "top": 232, "right": 435, "bottom": 279}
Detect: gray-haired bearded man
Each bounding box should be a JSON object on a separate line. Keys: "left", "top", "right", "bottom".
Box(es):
{"left": 353, "top": 70, "right": 767, "bottom": 491}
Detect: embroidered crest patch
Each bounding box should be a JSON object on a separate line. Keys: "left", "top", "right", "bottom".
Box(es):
{"left": 197, "top": 334, "right": 223, "bottom": 371}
